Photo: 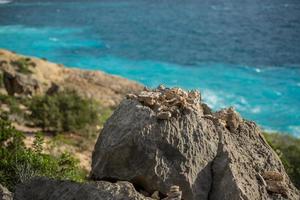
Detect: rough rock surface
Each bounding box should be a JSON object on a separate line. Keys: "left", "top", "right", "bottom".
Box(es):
{"left": 0, "top": 49, "right": 143, "bottom": 107}
{"left": 0, "top": 184, "right": 12, "bottom": 200}
{"left": 162, "top": 185, "right": 182, "bottom": 200}
{"left": 91, "top": 86, "right": 300, "bottom": 200}
{"left": 14, "top": 177, "right": 153, "bottom": 200}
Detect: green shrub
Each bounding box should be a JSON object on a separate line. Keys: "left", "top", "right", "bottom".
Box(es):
{"left": 10, "top": 58, "right": 35, "bottom": 74}
{"left": 0, "top": 117, "right": 85, "bottom": 191}
{"left": 29, "top": 90, "right": 99, "bottom": 133}
{"left": 264, "top": 132, "right": 300, "bottom": 188}
{"left": 0, "top": 94, "right": 22, "bottom": 114}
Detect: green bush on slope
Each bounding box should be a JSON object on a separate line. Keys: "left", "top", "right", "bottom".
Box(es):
{"left": 0, "top": 116, "right": 85, "bottom": 191}
{"left": 10, "top": 58, "right": 35, "bottom": 74}
{"left": 29, "top": 90, "right": 100, "bottom": 133}
{"left": 0, "top": 94, "right": 23, "bottom": 114}
{"left": 264, "top": 132, "right": 300, "bottom": 189}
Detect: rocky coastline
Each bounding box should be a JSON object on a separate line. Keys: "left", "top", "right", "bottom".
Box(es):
{"left": 0, "top": 50, "right": 299, "bottom": 200}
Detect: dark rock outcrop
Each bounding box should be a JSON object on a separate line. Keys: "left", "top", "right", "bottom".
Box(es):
{"left": 14, "top": 178, "right": 152, "bottom": 200}
{"left": 3, "top": 70, "right": 41, "bottom": 96}
{"left": 0, "top": 184, "right": 12, "bottom": 200}
{"left": 91, "top": 86, "right": 299, "bottom": 200}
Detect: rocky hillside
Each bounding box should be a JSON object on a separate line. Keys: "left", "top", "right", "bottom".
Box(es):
{"left": 0, "top": 50, "right": 299, "bottom": 199}
{"left": 0, "top": 49, "right": 143, "bottom": 172}
{"left": 0, "top": 49, "right": 143, "bottom": 108}
{"left": 14, "top": 87, "right": 299, "bottom": 200}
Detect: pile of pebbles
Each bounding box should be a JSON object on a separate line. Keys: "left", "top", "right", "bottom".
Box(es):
{"left": 126, "top": 85, "right": 202, "bottom": 120}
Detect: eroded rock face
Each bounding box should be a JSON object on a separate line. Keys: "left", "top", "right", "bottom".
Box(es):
{"left": 0, "top": 184, "right": 12, "bottom": 200}
{"left": 14, "top": 178, "right": 152, "bottom": 200}
{"left": 3, "top": 70, "right": 41, "bottom": 96}
{"left": 91, "top": 87, "right": 219, "bottom": 200}
{"left": 91, "top": 86, "right": 299, "bottom": 200}
{"left": 162, "top": 185, "right": 182, "bottom": 200}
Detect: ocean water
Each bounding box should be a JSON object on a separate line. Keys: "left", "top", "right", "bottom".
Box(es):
{"left": 0, "top": 0, "right": 300, "bottom": 135}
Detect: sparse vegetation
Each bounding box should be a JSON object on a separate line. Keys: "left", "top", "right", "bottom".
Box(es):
{"left": 264, "top": 132, "right": 300, "bottom": 189}
{"left": 28, "top": 90, "right": 101, "bottom": 133}
{"left": 0, "top": 116, "right": 85, "bottom": 191}
{"left": 10, "top": 58, "right": 35, "bottom": 74}
{"left": 0, "top": 94, "right": 22, "bottom": 114}
{"left": 0, "top": 72, "right": 3, "bottom": 88}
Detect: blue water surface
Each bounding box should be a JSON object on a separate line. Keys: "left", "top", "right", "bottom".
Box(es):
{"left": 0, "top": 0, "right": 300, "bottom": 135}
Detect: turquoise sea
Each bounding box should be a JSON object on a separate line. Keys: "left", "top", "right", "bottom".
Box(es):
{"left": 0, "top": 0, "right": 300, "bottom": 135}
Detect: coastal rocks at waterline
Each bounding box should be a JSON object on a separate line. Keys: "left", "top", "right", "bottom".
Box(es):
{"left": 14, "top": 178, "right": 153, "bottom": 200}
{"left": 91, "top": 86, "right": 299, "bottom": 200}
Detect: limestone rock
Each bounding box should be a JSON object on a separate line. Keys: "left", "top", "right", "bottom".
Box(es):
{"left": 126, "top": 85, "right": 203, "bottom": 120}
{"left": 262, "top": 171, "right": 288, "bottom": 197}
{"left": 91, "top": 87, "right": 299, "bottom": 200}
{"left": 14, "top": 177, "right": 152, "bottom": 200}
{"left": 214, "top": 107, "right": 243, "bottom": 132}
{"left": 0, "top": 184, "right": 12, "bottom": 200}
{"left": 151, "top": 191, "right": 160, "bottom": 199}
{"left": 163, "top": 185, "right": 182, "bottom": 200}
{"left": 3, "top": 70, "right": 41, "bottom": 96}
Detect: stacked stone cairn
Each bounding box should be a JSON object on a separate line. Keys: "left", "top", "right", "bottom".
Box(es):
{"left": 126, "top": 85, "right": 201, "bottom": 120}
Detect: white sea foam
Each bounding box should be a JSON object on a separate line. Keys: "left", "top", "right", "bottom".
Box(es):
{"left": 49, "top": 37, "right": 59, "bottom": 42}
{"left": 202, "top": 89, "right": 225, "bottom": 109}
{"left": 250, "top": 106, "right": 261, "bottom": 114}
{"left": 239, "top": 97, "right": 248, "bottom": 105}
{"left": 0, "top": 0, "right": 12, "bottom": 4}
{"left": 274, "top": 91, "right": 282, "bottom": 96}
{"left": 255, "top": 68, "right": 261, "bottom": 73}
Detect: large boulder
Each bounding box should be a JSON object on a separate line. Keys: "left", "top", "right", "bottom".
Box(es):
{"left": 14, "top": 178, "right": 153, "bottom": 200}
{"left": 91, "top": 86, "right": 299, "bottom": 200}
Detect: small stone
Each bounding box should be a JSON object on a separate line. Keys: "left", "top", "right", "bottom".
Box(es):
{"left": 157, "top": 111, "right": 172, "bottom": 120}
{"left": 157, "top": 84, "right": 165, "bottom": 90}
{"left": 163, "top": 185, "right": 182, "bottom": 200}
{"left": 144, "top": 97, "right": 156, "bottom": 106}
{"left": 266, "top": 180, "right": 287, "bottom": 196}
{"left": 263, "top": 171, "right": 284, "bottom": 182}
{"left": 201, "top": 103, "right": 212, "bottom": 115}
{"left": 188, "top": 90, "right": 201, "bottom": 101}
{"left": 139, "top": 190, "right": 150, "bottom": 197}
{"left": 0, "top": 184, "right": 13, "bottom": 200}
{"left": 214, "top": 107, "right": 242, "bottom": 132}
{"left": 126, "top": 93, "right": 137, "bottom": 99}
{"left": 151, "top": 191, "right": 160, "bottom": 199}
